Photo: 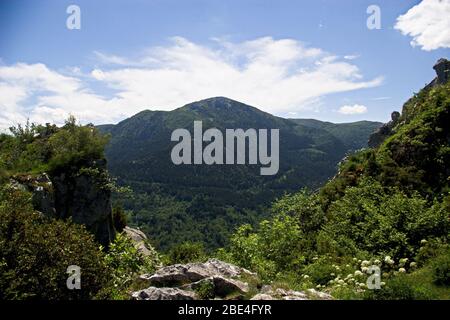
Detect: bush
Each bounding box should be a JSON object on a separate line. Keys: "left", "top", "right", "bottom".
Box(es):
{"left": 431, "top": 250, "right": 450, "bottom": 286}
{"left": 167, "top": 242, "right": 206, "bottom": 264}
{"left": 365, "top": 273, "right": 434, "bottom": 300}
{"left": 0, "top": 187, "right": 109, "bottom": 300}
{"left": 321, "top": 178, "right": 449, "bottom": 259}
{"left": 100, "top": 232, "right": 159, "bottom": 299}
{"left": 112, "top": 205, "right": 128, "bottom": 232}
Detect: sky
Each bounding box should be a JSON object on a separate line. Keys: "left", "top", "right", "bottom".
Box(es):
{"left": 0, "top": 0, "right": 449, "bottom": 129}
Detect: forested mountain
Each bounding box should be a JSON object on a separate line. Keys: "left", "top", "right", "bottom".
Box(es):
{"left": 98, "top": 97, "right": 381, "bottom": 250}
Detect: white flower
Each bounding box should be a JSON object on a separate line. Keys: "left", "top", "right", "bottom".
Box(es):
{"left": 330, "top": 273, "right": 335, "bottom": 277}
{"left": 354, "top": 270, "right": 363, "bottom": 276}
{"left": 398, "top": 268, "right": 406, "bottom": 273}
{"left": 361, "top": 260, "right": 370, "bottom": 267}
{"left": 380, "top": 282, "right": 386, "bottom": 287}
{"left": 384, "top": 256, "right": 391, "bottom": 263}
{"left": 374, "top": 259, "right": 381, "bottom": 265}
{"left": 358, "top": 283, "right": 366, "bottom": 288}
{"left": 410, "top": 262, "right": 417, "bottom": 268}
{"left": 361, "top": 267, "right": 369, "bottom": 273}
{"left": 303, "top": 274, "right": 310, "bottom": 279}
{"left": 338, "top": 279, "right": 345, "bottom": 285}
{"left": 420, "top": 239, "right": 427, "bottom": 244}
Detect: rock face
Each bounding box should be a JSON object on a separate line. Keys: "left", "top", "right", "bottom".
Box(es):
{"left": 11, "top": 159, "right": 115, "bottom": 247}
{"left": 132, "top": 259, "right": 333, "bottom": 300}
{"left": 123, "top": 226, "right": 158, "bottom": 257}
{"left": 427, "top": 58, "right": 450, "bottom": 87}
{"left": 368, "top": 111, "right": 401, "bottom": 148}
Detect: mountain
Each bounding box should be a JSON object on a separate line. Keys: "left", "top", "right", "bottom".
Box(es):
{"left": 98, "top": 97, "right": 381, "bottom": 250}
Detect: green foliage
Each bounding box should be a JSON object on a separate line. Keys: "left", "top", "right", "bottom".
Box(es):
{"left": 0, "top": 117, "right": 109, "bottom": 176}
{"left": 48, "top": 117, "right": 109, "bottom": 173}
{"left": 0, "top": 186, "right": 109, "bottom": 300}
{"left": 167, "top": 242, "right": 207, "bottom": 264}
{"left": 101, "top": 97, "right": 378, "bottom": 251}
{"left": 194, "top": 280, "right": 216, "bottom": 300}
{"left": 321, "top": 178, "right": 449, "bottom": 259}
{"left": 112, "top": 205, "right": 128, "bottom": 232}
{"left": 430, "top": 249, "right": 450, "bottom": 286}
{"left": 100, "top": 232, "right": 160, "bottom": 299}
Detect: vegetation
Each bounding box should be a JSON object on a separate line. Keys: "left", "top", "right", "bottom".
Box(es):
{"left": 0, "top": 186, "right": 109, "bottom": 300}
{"left": 99, "top": 97, "right": 380, "bottom": 251}
{"left": 217, "top": 82, "right": 450, "bottom": 299}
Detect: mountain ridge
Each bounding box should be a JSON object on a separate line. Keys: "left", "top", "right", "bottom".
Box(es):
{"left": 97, "top": 97, "right": 381, "bottom": 250}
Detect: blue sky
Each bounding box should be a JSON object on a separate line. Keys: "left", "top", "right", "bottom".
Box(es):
{"left": 0, "top": 0, "right": 449, "bottom": 127}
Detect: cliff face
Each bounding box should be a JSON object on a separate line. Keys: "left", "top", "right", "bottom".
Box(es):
{"left": 11, "top": 159, "right": 115, "bottom": 247}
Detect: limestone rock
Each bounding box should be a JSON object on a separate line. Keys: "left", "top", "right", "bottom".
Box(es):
{"left": 123, "top": 226, "right": 158, "bottom": 257}
{"left": 141, "top": 258, "right": 255, "bottom": 287}
{"left": 132, "top": 287, "right": 196, "bottom": 300}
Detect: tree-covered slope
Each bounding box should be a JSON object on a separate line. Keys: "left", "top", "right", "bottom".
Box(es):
{"left": 98, "top": 97, "right": 380, "bottom": 250}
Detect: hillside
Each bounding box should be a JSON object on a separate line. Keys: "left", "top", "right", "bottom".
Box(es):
{"left": 217, "top": 58, "right": 450, "bottom": 300}
{"left": 98, "top": 97, "right": 381, "bottom": 250}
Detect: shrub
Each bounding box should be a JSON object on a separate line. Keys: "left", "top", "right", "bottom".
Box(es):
{"left": 431, "top": 250, "right": 450, "bottom": 286}
{"left": 0, "top": 186, "right": 109, "bottom": 300}
{"left": 167, "top": 242, "right": 206, "bottom": 264}
{"left": 321, "top": 178, "right": 449, "bottom": 259}
{"left": 194, "top": 280, "right": 215, "bottom": 299}
{"left": 112, "top": 205, "right": 128, "bottom": 232}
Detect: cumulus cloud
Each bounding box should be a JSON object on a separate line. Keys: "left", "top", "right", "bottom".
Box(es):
{"left": 338, "top": 104, "right": 368, "bottom": 115}
{"left": 0, "top": 37, "right": 382, "bottom": 129}
{"left": 395, "top": 0, "right": 450, "bottom": 51}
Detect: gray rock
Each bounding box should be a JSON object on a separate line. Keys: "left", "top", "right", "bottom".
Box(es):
{"left": 186, "top": 276, "right": 249, "bottom": 297}
{"left": 123, "top": 226, "right": 158, "bottom": 258}
{"left": 142, "top": 259, "right": 255, "bottom": 287}
{"left": 250, "top": 293, "right": 274, "bottom": 300}
{"left": 132, "top": 287, "right": 196, "bottom": 300}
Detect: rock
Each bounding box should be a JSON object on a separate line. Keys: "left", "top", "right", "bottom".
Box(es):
{"left": 142, "top": 259, "right": 255, "bottom": 287}
{"left": 51, "top": 159, "right": 115, "bottom": 246}
{"left": 368, "top": 111, "right": 400, "bottom": 148}
{"left": 132, "top": 287, "right": 196, "bottom": 300}
{"left": 123, "top": 226, "right": 158, "bottom": 257}
{"left": 306, "top": 289, "right": 334, "bottom": 300}
{"left": 133, "top": 259, "right": 333, "bottom": 300}
{"left": 429, "top": 58, "right": 450, "bottom": 87}
{"left": 250, "top": 293, "right": 274, "bottom": 300}
{"left": 11, "top": 159, "right": 116, "bottom": 247}
{"left": 188, "top": 276, "right": 249, "bottom": 297}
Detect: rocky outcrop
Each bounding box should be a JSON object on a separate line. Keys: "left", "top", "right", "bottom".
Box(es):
{"left": 11, "top": 159, "right": 115, "bottom": 247}
{"left": 426, "top": 58, "right": 450, "bottom": 88}
{"left": 369, "top": 58, "right": 450, "bottom": 149}
{"left": 368, "top": 111, "right": 400, "bottom": 148}
{"left": 123, "top": 226, "right": 158, "bottom": 257}
{"left": 132, "top": 287, "right": 196, "bottom": 300}
{"left": 251, "top": 287, "right": 332, "bottom": 300}
{"left": 132, "top": 259, "right": 333, "bottom": 300}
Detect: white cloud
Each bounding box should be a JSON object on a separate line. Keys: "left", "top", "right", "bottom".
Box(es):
{"left": 338, "top": 104, "right": 368, "bottom": 115}
{"left": 0, "top": 37, "right": 382, "bottom": 129}
{"left": 395, "top": 0, "right": 450, "bottom": 51}
{"left": 344, "top": 55, "right": 360, "bottom": 60}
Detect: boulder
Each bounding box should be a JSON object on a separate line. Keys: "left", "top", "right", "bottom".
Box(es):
{"left": 185, "top": 276, "right": 249, "bottom": 297}
{"left": 132, "top": 287, "right": 196, "bottom": 300}
{"left": 141, "top": 258, "right": 255, "bottom": 287}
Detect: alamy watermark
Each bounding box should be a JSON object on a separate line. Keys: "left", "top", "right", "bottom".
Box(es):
{"left": 66, "top": 4, "right": 81, "bottom": 30}
{"left": 66, "top": 265, "right": 81, "bottom": 290}
{"left": 170, "top": 121, "right": 279, "bottom": 175}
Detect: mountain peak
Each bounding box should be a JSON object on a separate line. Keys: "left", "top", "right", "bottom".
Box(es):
{"left": 182, "top": 97, "right": 253, "bottom": 110}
